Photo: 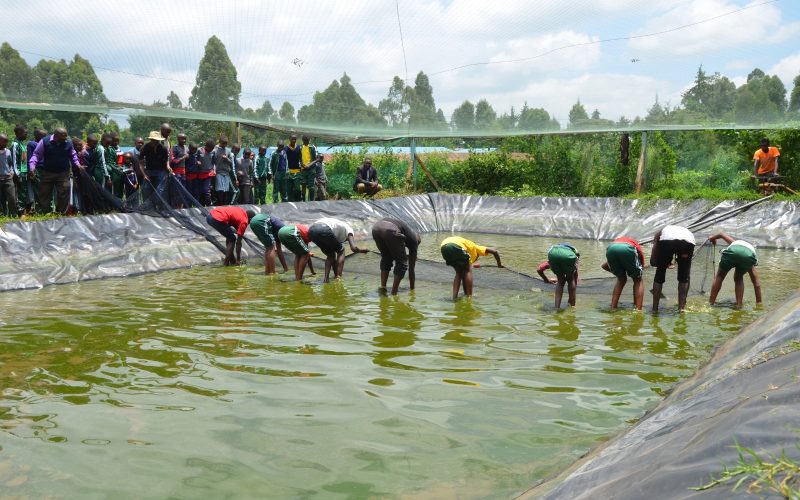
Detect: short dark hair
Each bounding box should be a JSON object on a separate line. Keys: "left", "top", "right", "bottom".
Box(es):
{"left": 246, "top": 209, "right": 257, "bottom": 220}
{"left": 760, "top": 138, "right": 770, "bottom": 146}
{"left": 14, "top": 124, "right": 26, "bottom": 133}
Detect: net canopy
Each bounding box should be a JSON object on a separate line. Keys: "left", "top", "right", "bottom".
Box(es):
{"left": 1, "top": 0, "right": 799, "bottom": 140}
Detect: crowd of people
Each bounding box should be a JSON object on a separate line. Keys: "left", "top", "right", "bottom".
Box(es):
{"left": 206, "top": 203, "right": 761, "bottom": 310}
{"left": 0, "top": 121, "right": 392, "bottom": 218}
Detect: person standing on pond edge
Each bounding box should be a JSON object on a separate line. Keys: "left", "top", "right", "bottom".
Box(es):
{"left": 254, "top": 145, "right": 271, "bottom": 204}
{"left": 706, "top": 232, "right": 762, "bottom": 308}
{"left": 236, "top": 148, "right": 255, "bottom": 204}
{"left": 601, "top": 236, "right": 645, "bottom": 310}
{"left": 207, "top": 206, "right": 256, "bottom": 266}
{"left": 212, "top": 137, "right": 236, "bottom": 206}
{"left": 284, "top": 134, "right": 302, "bottom": 201}
{"left": 371, "top": 218, "right": 420, "bottom": 295}
{"left": 138, "top": 130, "right": 171, "bottom": 201}
{"left": 650, "top": 224, "right": 696, "bottom": 312}
{"left": 440, "top": 236, "right": 502, "bottom": 300}
{"left": 308, "top": 217, "right": 369, "bottom": 282}
{"left": 270, "top": 141, "right": 288, "bottom": 202}
{"left": 0, "top": 134, "right": 19, "bottom": 217}
{"left": 29, "top": 127, "right": 81, "bottom": 214}
{"left": 354, "top": 157, "right": 382, "bottom": 196}
{"left": 300, "top": 135, "right": 317, "bottom": 201}
{"left": 537, "top": 243, "right": 579, "bottom": 309}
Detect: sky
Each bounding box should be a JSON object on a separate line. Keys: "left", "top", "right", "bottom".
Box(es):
{"left": 5, "top": 0, "right": 800, "bottom": 128}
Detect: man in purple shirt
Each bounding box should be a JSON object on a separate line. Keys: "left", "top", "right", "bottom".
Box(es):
{"left": 29, "top": 127, "right": 81, "bottom": 214}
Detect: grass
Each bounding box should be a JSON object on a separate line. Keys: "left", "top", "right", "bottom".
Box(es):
{"left": 0, "top": 212, "right": 64, "bottom": 226}
{"left": 693, "top": 441, "right": 800, "bottom": 498}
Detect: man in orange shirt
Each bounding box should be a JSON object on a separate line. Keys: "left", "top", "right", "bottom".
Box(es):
{"left": 753, "top": 138, "right": 780, "bottom": 179}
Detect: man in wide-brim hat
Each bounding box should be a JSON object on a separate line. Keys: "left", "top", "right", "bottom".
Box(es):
{"left": 138, "top": 130, "right": 172, "bottom": 201}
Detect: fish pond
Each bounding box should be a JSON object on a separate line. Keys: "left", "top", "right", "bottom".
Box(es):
{"left": 0, "top": 233, "right": 796, "bottom": 498}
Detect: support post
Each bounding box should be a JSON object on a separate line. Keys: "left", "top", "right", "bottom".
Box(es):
{"left": 236, "top": 122, "right": 242, "bottom": 145}
{"left": 635, "top": 131, "right": 647, "bottom": 194}
{"left": 411, "top": 138, "right": 417, "bottom": 191}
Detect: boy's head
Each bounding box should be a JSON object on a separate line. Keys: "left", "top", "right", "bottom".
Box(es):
{"left": 110, "top": 132, "right": 120, "bottom": 147}
{"left": 160, "top": 122, "right": 172, "bottom": 139}
{"left": 302, "top": 135, "right": 309, "bottom": 145}
{"left": 246, "top": 209, "right": 257, "bottom": 221}
{"left": 0, "top": 134, "right": 8, "bottom": 149}
{"left": 243, "top": 148, "right": 252, "bottom": 158}
{"left": 218, "top": 136, "right": 229, "bottom": 148}
{"left": 258, "top": 146, "right": 266, "bottom": 155}
{"left": 231, "top": 143, "right": 241, "bottom": 155}
{"left": 276, "top": 141, "right": 284, "bottom": 151}
{"left": 177, "top": 133, "right": 187, "bottom": 146}
{"left": 101, "top": 133, "right": 111, "bottom": 146}
{"left": 72, "top": 137, "right": 83, "bottom": 150}
{"left": 760, "top": 137, "right": 770, "bottom": 153}
{"left": 189, "top": 142, "right": 198, "bottom": 153}
{"left": 204, "top": 139, "right": 215, "bottom": 152}
{"left": 33, "top": 128, "right": 46, "bottom": 142}
{"left": 13, "top": 124, "right": 27, "bottom": 141}
{"left": 122, "top": 152, "right": 133, "bottom": 164}
{"left": 134, "top": 137, "right": 144, "bottom": 149}
{"left": 289, "top": 134, "right": 297, "bottom": 146}
{"left": 316, "top": 152, "right": 324, "bottom": 161}
{"left": 86, "top": 134, "right": 98, "bottom": 148}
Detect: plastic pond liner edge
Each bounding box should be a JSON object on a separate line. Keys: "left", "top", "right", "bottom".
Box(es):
{"left": 2, "top": 193, "right": 799, "bottom": 499}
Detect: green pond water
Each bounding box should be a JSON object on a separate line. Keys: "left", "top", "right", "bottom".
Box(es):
{"left": 0, "top": 233, "right": 797, "bottom": 498}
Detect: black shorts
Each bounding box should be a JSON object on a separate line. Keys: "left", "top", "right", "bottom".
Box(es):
{"left": 654, "top": 239, "right": 695, "bottom": 284}
{"left": 308, "top": 223, "right": 343, "bottom": 256}
{"left": 372, "top": 220, "right": 409, "bottom": 277}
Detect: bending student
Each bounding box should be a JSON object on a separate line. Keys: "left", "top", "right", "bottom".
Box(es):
{"left": 371, "top": 218, "right": 420, "bottom": 295}
{"left": 601, "top": 236, "right": 645, "bottom": 310}
{"left": 650, "top": 224, "right": 696, "bottom": 312}
{"left": 206, "top": 206, "right": 256, "bottom": 266}
{"left": 277, "top": 224, "right": 316, "bottom": 280}
{"left": 537, "top": 243, "right": 579, "bottom": 309}
{"left": 249, "top": 213, "right": 289, "bottom": 275}
{"left": 308, "top": 217, "right": 369, "bottom": 282}
{"left": 706, "top": 232, "right": 762, "bottom": 308}
{"left": 440, "top": 236, "right": 502, "bottom": 300}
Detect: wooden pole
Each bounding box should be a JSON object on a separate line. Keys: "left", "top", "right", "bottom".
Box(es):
{"left": 415, "top": 153, "right": 440, "bottom": 191}
{"left": 635, "top": 131, "right": 647, "bottom": 194}
{"left": 236, "top": 122, "right": 242, "bottom": 145}
{"left": 411, "top": 138, "right": 417, "bottom": 190}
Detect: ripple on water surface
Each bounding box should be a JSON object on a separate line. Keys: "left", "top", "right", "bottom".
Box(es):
{"left": 0, "top": 234, "right": 794, "bottom": 497}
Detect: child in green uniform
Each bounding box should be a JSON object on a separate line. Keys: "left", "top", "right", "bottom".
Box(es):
{"left": 249, "top": 213, "right": 289, "bottom": 275}
{"left": 537, "top": 243, "right": 579, "bottom": 308}
{"left": 277, "top": 224, "right": 317, "bottom": 280}
{"left": 440, "top": 236, "right": 502, "bottom": 300}
{"left": 706, "top": 232, "right": 762, "bottom": 308}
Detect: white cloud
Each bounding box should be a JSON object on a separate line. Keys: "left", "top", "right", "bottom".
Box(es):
{"left": 629, "top": 0, "right": 782, "bottom": 56}
{"left": 1, "top": 0, "right": 797, "bottom": 129}
{"left": 767, "top": 52, "right": 800, "bottom": 89}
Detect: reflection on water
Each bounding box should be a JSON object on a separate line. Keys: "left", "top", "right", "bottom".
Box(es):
{"left": 0, "top": 233, "right": 796, "bottom": 497}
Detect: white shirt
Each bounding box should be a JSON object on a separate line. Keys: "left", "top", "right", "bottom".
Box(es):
{"left": 728, "top": 240, "right": 756, "bottom": 254}
{"left": 660, "top": 225, "right": 695, "bottom": 245}
{"left": 315, "top": 217, "right": 354, "bottom": 243}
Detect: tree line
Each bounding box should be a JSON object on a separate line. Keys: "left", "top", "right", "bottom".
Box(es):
{"left": 0, "top": 35, "right": 799, "bottom": 141}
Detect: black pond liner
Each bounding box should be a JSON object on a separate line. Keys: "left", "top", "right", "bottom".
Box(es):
{"left": 1, "top": 186, "right": 799, "bottom": 499}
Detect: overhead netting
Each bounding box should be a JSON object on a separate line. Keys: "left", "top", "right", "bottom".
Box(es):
{"left": 0, "top": 0, "right": 797, "bottom": 140}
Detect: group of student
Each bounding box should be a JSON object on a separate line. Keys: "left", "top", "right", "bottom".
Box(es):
{"left": 0, "top": 122, "right": 333, "bottom": 217}
{"left": 535, "top": 225, "right": 761, "bottom": 311}
{"left": 205, "top": 205, "right": 761, "bottom": 310}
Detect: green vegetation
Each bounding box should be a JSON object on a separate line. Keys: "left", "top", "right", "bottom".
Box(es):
{"left": 693, "top": 441, "right": 800, "bottom": 498}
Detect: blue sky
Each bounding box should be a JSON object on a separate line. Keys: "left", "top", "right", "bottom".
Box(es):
{"left": 6, "top": 0, "right": 800, "bottom": 127}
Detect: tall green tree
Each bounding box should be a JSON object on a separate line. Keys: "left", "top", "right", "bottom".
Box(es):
{"left": 568, "top": 99, "right": 589, "bottom": 127}
{"left": 517, "top": 104, "right": 559, "bottom": 131}
{"left": 681, "top": 65, "right": 736, "bottom": 120}
{"left": 296, "top": 73, "right": 384, "bottom": 127}
{"left": 0, "top": 42, "right": 38, "bottom": 101}
{"left": 166, "top": 91, "right": 183, "bottom": 109}
{"left": 733, "top": 68, "right": 787, "bottom": 124}
{"left": 378, "top": 76, "right": 409, "bottom": 127}
{"left": 279, "top": 101, "right": 295, "bottom": 122}
{"left": 474, "top": 99, "right": 497, "bottom": 130}
{"left": 451, "top": 100, "right": 475, "bottom": 132}
{"left": 189, "top": 36, "right": 242, "bottom": 115}
{"left": 257, "top": 100, "right": 275, "bottom": 121}
{"left": 789, "top": 73, "right": 800, "bottom": 118}
{"left": 408, "top": 71, "right": 438, "bottom": 128}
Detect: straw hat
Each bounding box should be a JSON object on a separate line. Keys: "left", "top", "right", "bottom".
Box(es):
{"left": 147, "top": 130, "right": 165, "bottom": 141}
